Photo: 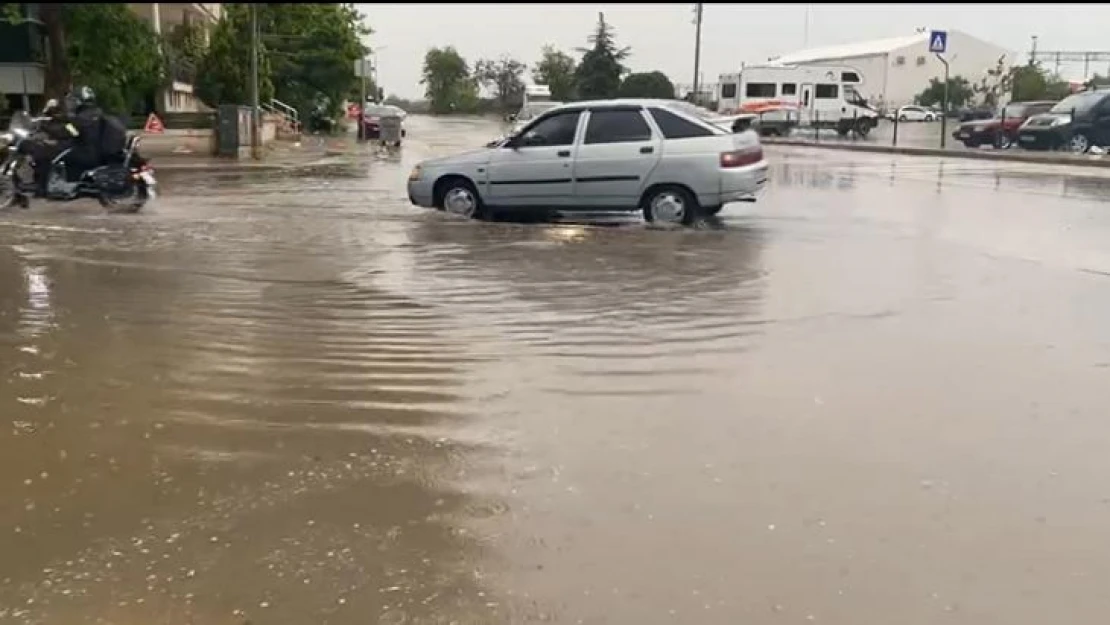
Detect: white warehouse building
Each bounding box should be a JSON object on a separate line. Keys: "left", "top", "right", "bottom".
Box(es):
{"left": 769, "top": 30, "right": 1015, "bottom": 111}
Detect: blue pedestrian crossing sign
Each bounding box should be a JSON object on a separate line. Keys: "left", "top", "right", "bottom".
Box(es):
{"left": 929, "top": 30, "right": 948, "bottom": 54}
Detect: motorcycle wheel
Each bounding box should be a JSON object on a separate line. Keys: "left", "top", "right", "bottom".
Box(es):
{"left": 98, "top": 181, "right": 150, "bottom": 213}
{"left": 0, "top": 172, "right": 30, "bottom": 210}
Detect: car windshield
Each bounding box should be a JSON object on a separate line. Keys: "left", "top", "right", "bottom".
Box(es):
{"left": 844, "top": 86, "right": 868, "bottom": 107}
{"left": 1050, "top": 91, "right": 1104, "bottom": 114}
{"left": 517, "top": 102, "right": 561, "bottom": 121}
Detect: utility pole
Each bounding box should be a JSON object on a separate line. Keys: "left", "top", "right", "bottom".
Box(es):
{"left": 935, "top": 53, "right": 949, "bottom": 149}
{"left": 692, "top": 3, "right": 703, "bottom": 104}
{"left": 249, "top": 4, "right": 261, "bottom": 160}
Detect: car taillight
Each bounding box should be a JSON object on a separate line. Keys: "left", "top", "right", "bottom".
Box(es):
{"left": 720, "top": 147, "right": 763, "bottom": 168}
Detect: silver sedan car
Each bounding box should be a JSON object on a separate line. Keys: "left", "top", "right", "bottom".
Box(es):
{"left": 407, "top": 98, "right": 768, "bottom": 225}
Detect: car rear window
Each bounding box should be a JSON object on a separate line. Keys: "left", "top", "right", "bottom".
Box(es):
{"left": 648, "top": 107, "right": 715, "bottom": 139}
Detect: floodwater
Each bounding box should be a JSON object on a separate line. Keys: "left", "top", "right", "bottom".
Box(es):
{"left": 3, "top": 115, "right": 1110, "bottom": 624}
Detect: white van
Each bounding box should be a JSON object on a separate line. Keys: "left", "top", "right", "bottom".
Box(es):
{"left": 717, "top": 65, "right": 880, "bottom": 136}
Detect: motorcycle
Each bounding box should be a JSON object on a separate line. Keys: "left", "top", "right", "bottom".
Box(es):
{"left": 0, "top": 106, "right": 156, "bottom": 213}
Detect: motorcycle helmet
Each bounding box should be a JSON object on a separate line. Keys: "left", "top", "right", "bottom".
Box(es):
{"left": 73, "top": 85, "right": 97, "bottom": 111}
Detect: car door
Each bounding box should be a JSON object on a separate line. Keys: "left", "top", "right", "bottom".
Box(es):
{"left": 1094, "top": 96, "right": 1110, "bottom": 146}
{"left": 486, "top": 109, "right": 582, "bottom": 207}
{"left": 572, "top": 107, "right": 662, "bottom": 209}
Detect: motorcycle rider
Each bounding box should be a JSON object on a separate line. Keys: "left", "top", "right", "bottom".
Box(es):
{"left": 32, "top": 85, "right": 105, "bottom": 196}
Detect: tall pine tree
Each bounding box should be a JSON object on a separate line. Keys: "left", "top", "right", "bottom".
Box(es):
{"left": 574, "top": 12, "right": 629, "bottom": 100}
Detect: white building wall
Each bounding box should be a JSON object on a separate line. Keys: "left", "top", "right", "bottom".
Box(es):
{"left": 787, "top": 30, "right": 1015, "bottom": 110}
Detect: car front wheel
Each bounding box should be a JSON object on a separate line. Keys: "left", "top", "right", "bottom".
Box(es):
{"left": 437, "top": 177, "right": 487, "bottom": 220}
{"left": 1069, "top": 132, "right": 1091, "bottom": 154}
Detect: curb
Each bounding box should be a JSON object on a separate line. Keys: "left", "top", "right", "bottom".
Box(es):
{"left": 762, "top": 138, "right": 1110, "bottom": 170}
{"left": 154, "top": 154, "right": 347, "bottom": 173}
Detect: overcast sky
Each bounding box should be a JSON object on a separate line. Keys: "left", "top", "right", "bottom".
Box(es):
{"left": 356, "top": 3, "right": 1110, "bottom": 99}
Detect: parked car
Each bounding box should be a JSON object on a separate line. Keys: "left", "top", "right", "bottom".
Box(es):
{"left": 892, "top": 105, "right": 936, "bottom": 122}
{"left": 952, "top": 100, "right": 1057, "bottom": 148}
{"left": 408, "top": 98, "right": 768, "bottom": 226}
{"left": 1017, "top": 89, "right": 1110, "bottom": 153}
{"left": 361, "top": 104, "right": 407, "bottom": 144}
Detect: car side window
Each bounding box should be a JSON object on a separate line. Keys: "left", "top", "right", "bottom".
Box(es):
{"left": 520, "top": 111, "right": 581, "bottom": 147}
{"left": 584, "top": 109, "right": 653, "bottom": 145}
{"left": 648, "top": 107, "right": 714, "bottom": 139}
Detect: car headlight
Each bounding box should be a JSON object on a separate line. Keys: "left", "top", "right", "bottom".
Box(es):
{"left": 408, "top": 165, "right": 423, "bottom": 182}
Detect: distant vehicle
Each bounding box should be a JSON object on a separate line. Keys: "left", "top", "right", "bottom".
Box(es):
{"left": 891, "top": 105, "right": 936, "bottom": 122}
{"left": 1017, "top": 89, "right": 1110, "bottom": 153}
{"left": 952, "top": 100, "right": 1056, "bottom": 148}
{"left": 717, "top": 64, "right": 879, "bottom": 137}
{"left": 408, "top": 98, "right": 768, "bottom": 226}
{"left": 523, "top": 84, "right": 553, "bottom": 110}
{"left": 361, "top": 104, "right": 407, "bottom": 145}
{"left": 509, "top": 100, "right": 564, "bottom": 134}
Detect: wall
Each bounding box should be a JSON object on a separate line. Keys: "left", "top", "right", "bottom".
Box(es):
{"left": 138, "top": 114, "right": 281, "bottom": 157}
{"left": 883, "top": 33, "right": 1015, "bottom": 108}
{"left": 793, "top": 31, "right": 1016, "bottom": 110}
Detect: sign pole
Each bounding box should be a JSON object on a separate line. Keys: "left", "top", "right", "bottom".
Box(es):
{"left": 928, "top": 30, "right": 950, "bottom": 149}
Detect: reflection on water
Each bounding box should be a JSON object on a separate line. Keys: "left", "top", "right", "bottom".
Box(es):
{"left": 0, "top": 180, "right": 500, "bottom": 623}
{"left": 4, "top": 117, "right": 1110, "bottom": 624}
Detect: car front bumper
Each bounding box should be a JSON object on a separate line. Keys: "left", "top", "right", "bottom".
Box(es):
{"left": 1017, "top": 128, "right": 1067, "bottom": 150}
{"left": 407, "top": 177, "right": 436, "bottom": 209}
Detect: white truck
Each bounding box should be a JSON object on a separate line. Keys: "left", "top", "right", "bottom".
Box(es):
{"left": 717, "top": 64, "right": 880, "bottom": 137}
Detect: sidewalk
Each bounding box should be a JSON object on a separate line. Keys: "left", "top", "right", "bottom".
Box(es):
{"left": 762, "top": 136, "right": 1110, "bottom": 170}
{"left": 152, "top": 137, "right": 358, "bottom": 173}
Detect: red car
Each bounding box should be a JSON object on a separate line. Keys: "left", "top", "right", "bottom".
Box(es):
{"left": 952, "top": 100, "right": 1056, "bottom": 148}
{"left": 360, "top": 104, "right": 407, "bottom": 144}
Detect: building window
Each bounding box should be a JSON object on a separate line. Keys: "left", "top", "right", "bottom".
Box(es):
{"left": 894, "top": 55, "right": 906, "bottom": 66}
{"left": 916, "top": 56, "right": 926, "bottom": 66}
{"left": 720, "top": 83, "right": 737, "bottom": 99}
{"left": 781, "top": 83, "right": 797, "bottom": 96}
{"left": 745, "top": 82, "right": 776, "bottom": 98}
{"left": 815, "top": 84, "right": 839, "bottom": 99}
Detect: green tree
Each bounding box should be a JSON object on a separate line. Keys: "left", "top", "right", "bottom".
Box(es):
{"left": 533, "top": 46, "right": 577, "bottom": 101}
{"left": 421, "top": 46, "right": 478, "bottom": 114}
{"left": 913, "top": 76, "right": 974, "bottom": 110}
{"left": 474, "top": 55, "right": 527, "bottom": 112}
{"left": 618, "top": 71, "right": 675, "bottom": 99}
{"left": 1009, "top": 62, "right": 1072, "bottom": 102}
{"left": 574, "top": 12, "right": 629, "bottom": 100}
{"left": 1, "top": 3, "right": 162, "bottom": 110}
{"left": 257, "top": 3, "right": 369, "bottom": 119}
{"left": 163, "top": 21, "right": 207, "bottom": 86}
{"left": 195, "top": 4, "right": 274, "bottom": 107}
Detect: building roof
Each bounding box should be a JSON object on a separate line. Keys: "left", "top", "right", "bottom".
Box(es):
{"left": 771, "top": 32, "right": 931, "bottom": 65}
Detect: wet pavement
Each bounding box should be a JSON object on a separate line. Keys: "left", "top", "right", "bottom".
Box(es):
{"left": 3, "top": 114, "right": 1110, "bottom": 624}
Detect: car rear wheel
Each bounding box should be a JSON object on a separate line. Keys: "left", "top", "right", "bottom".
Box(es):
{"left": 924, "top": 114, "right": 935, "bottom": 122}
{"left": 642, "top": 185, "right": 699, "bottom": 226}
{"left": 1069, "top": 132, "right": 1091, "bottom": 154}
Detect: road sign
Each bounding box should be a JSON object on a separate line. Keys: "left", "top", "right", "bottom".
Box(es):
{"left": 929, "top": 30, "right": 948, "bottom": 54}
{"left": 143, "top": 112, "right": 165, "bottom": 134}
{"left": 354, "top": 58, "right": 373, "bottom": 78}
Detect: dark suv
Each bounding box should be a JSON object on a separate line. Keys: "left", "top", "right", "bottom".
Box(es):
{"left": 1017, "top": 89, "right": 1110, "bottom": 153}
{"left": 953, "top": 100, "right": 1056, "bottom": 148}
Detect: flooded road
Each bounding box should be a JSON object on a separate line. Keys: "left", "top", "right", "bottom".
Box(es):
{"left": 3, "top": 115, "right": 1110, "bottom": 624}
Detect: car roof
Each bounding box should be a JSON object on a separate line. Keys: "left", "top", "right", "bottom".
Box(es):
{"left": 542, "top": 98, "right": 696, "bottom": 114}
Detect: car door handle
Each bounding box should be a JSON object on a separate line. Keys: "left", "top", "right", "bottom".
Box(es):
{"left": 639, "top": 146, "right": 654, "bottom": 154}
{"left": 557, "top": 150, "right": 571, "bottom": 157}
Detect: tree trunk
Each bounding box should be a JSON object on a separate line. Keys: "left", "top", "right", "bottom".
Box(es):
{"left": 41, "top": 4, "right": 70, "bottom": 99}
